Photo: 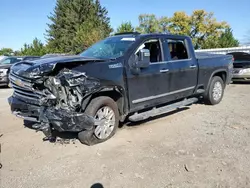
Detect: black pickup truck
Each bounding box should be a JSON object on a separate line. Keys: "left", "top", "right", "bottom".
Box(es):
{"left": 8, "top": 32, "right": 233, "bottom": 145}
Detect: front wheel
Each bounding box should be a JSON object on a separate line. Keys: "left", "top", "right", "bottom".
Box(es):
{"left": 78, "top": 96, "right": 119, "bottom": 145}
{"left": 204, "top": 76, "right": 225, "bottom": 105}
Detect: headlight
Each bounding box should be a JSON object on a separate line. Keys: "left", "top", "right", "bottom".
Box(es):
{"left": 241, "top": 68, "right": 250, "bottom": 74}
{"left": 39, "top": 63, "right": 56, "bottom": 74}
{"left": 245, "top": 68, "right": 250, "bottom": 73}
{"left": 0, "top": 69, "right": 8, "bottom": 76}
{"left": 24, "top": 63, "right": 56, "bottom": 78}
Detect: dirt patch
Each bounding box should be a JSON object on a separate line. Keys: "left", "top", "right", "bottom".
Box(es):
{"left": 0, "top": 85, "right": 250, "bottom": 188}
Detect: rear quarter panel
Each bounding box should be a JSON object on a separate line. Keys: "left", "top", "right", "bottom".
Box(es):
{"left": 196, "top": 53, "right": 233, "bottom": 90}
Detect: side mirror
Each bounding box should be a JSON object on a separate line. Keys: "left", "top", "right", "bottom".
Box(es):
{"left": 135, "top": 49, "right": 150, "bottom": 68}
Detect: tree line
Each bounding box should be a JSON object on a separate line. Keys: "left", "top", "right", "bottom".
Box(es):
{"left": 0, "top": 0, "right": 249, "bottom": 56}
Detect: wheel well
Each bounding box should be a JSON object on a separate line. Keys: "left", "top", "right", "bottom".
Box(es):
{"left": 213, "top": 71, "right": 227, "bottom": 84}
{"left": 89, "top": 90, "right": 124, "bottom": 116}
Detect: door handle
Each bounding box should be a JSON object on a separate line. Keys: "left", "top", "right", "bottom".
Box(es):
{"left": 160, "top": 69, "right": 169, "bottom": 73}
{"left": 190, "top": 65, "right": 197, "bottom": 68}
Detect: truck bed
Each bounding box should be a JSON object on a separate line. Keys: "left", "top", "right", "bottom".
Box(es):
{"left": 195, "top": 52, "right": 229, "bottom": 59}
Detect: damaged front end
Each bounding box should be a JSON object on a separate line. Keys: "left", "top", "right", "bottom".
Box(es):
{"left": 9, "top": 68, "right": 101, "bottom": 141}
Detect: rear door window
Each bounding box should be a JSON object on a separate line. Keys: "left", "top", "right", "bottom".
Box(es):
{"left": 166, "top": 39, "right": 189, "bottom": 60}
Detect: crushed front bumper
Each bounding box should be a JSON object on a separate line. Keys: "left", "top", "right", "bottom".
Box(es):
{"left": 8, "top": 96, "right": 40, "bottom": 122}
{"left": 8, "top": 69, "right": 101, "bottom": 142}
{"left": 8, "top": 96, "right": 95, "bottom": 132}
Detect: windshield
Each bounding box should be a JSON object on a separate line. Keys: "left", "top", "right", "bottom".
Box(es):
{"left": 0, "top": 57, "right": 22, "bottom": 65}
{"left": 80, "top": 36, "right": 136, "bottom": 59}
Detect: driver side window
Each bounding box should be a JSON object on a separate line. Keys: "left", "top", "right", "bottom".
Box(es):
{"left": 135, "top": 39, "right": 162, "bottom": 63}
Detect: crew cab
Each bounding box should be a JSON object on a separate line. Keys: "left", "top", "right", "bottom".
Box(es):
{"left": 8, "top": 32, "right": 233, "bottom": 145}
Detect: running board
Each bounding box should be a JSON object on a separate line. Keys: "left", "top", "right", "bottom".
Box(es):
{"left": 128, "top": 97, "right": 198, "bottom": 122}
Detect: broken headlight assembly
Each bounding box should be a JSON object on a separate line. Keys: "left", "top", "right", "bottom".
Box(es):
{"left": 24, "top": 63, "right": 56, "bottom": 78}
{"left": 57, "top": 70, "right": 87, "bottom": 87}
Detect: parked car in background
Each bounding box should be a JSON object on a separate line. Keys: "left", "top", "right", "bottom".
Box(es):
{"left": 22, "top": 56, "right": 40, "bottom": 61}
{"left": 40, "top": 54, "right": 69, "bottom": 59}
{"left": 8, "top": 32, "right": 233, "bottom": 145}
{"left": 226, "top": 52, "right": 250, "bottom": 82}
{"left": 0, "top": 56, "right": 7, "bottom": 61}
{"left": 0, "top": 56, "right": 40, "bottom": 87}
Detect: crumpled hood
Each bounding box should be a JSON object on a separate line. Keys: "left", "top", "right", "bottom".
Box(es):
{"left": 10, "top": 55, "right": 106, "bottom": 79}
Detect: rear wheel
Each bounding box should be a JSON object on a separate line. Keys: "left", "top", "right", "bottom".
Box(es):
{"left": 78, "top": 96, "right": 119, "bottom": 145}
{"left": 204, "top": 76, "right": 225, "bottom": 105}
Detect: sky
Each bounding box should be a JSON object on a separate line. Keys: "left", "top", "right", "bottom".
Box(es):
{"left": 0, "top": 0, "right": 249, "bottom": 50}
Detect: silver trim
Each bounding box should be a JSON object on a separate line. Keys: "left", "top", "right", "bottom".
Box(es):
{"left": 10, "top": 73, "right": 43, "bottom": 104}
{"left": 150, "top": 61, "right": 168, "bottom": 65}
{"left": 9, "top": 74, "right": 33, "bottom": 91}
{"left": 14, "top": 92, "right": 40, "bottom": 102}
{"left": 160, "top": 69, "right": 169, "bottom": 73}
{"left": 12, "top": 111, "right": 38, "bottom": 122}
{"left": 189, "top": 65, "right": 197, "bottom": 68}
{"left": 10, "top": 72, "right": 31, "bottom": 82}
{"left": 13, "top": 89, "right": 41, "bottom": 98}
{"left": 168, "top": 58, "right": 192, "bottom": 63}
{"left": 11, "top": 82, "right": 31, "bottom": 91}
{"left": 132, "top": 86, "right": 195, "bottom": 104}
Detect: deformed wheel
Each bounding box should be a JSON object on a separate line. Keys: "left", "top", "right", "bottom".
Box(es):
{"left": 78, "top": 96, "right": 119, "bottom": 145}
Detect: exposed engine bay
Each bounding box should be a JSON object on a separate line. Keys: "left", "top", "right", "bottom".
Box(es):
{"left": 9, "top": 68, "right": 101, "bottom": 142}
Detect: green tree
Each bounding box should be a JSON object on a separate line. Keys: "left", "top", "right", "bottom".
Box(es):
{"left": 201, "top": 28, "right": 239, "bottom": 49}
{"left": 116, "top": 22, "right": 134, "bottom": 33}
{"left": 217, "top": 28, "right": 239, "bottom": 48}
{"left": 136, "top": 14, "right": 160, "bottom": 33}
{"left": 46, "top": 0, "right": 112, "bottom": 54}
{"left": 135, "top": 10, "right": 231, "bottom": 49}
{"left": 0, "top": 48, "right": 13, "bottom": 55}
{"left": 20, "top": 38, "right": 47, "bottom": 56}
{"left": 167, "top": 12, "right": 191, "bottom": 35}
{"left": 73, "top": 21, "right": 104, "bottom": 54}
{"left": 158, "top": 16, "right": 170, "bottom": 33}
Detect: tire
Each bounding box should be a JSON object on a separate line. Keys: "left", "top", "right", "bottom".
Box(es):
{"left": 78, "top": 96, "right": 119, "bottom": 145}
{"left": 204, "top": 76, "right": 225, "bottom": 105}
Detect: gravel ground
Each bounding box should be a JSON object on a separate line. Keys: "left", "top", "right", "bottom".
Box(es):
{"left": 0, "top": 84, "right": 250, "bottom": 188}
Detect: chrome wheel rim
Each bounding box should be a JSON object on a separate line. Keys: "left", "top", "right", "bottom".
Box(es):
{"left": 212, "top": 81, "right": 223, "bottom": 101}
{"left": 94, "top": 106, "right": 115, "bottom": 139}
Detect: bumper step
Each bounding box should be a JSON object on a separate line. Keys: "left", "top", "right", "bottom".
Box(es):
{"left": 128, "top": 97, "right": 198, "bottom": 122}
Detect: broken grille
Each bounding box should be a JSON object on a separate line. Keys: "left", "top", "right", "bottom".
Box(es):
{"left": 9, "top": 73, "right": 41, "bottom": 105}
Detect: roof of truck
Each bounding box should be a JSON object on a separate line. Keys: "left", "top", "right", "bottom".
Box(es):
{"left": 113, "top": 32, "right": 189, "bottom": 39}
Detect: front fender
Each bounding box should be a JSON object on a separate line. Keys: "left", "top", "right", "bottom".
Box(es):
{"left": 81, "top": 85, "right": 128, "bottom": 121}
